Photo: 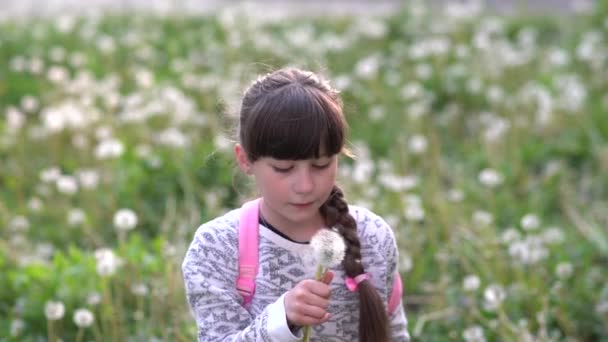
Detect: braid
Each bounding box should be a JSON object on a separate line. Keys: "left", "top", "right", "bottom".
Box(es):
{"left": 320, "top": 186, "right": 390, "bottom": 342}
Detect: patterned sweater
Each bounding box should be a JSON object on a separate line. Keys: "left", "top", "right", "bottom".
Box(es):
{"left": 182, "top": 205, "right": 410, "bottom": 341}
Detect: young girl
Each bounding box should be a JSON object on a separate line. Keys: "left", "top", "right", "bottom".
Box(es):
{"left": 182, "top": 68, "right": 409, "bottom": 341}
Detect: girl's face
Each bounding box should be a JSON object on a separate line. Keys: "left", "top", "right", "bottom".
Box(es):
{"left": 236, "top": 144, "right": 338, "bottom": 237}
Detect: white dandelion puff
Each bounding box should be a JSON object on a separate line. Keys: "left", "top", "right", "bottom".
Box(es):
{"left": 44, "top": 301, "right": 65, "bottom": 320}
{"left": 73, "top": 308, "right": 94, "bottom": 328}
{"left": 113, "top": 209, "right": 138, "bottom": 231}
{"left": 310, "top": 228, "right": 346, "bottom": 268}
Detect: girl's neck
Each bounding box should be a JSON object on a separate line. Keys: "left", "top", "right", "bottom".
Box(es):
{"left": 259, "top": 202, "right": 324, "bottom": 243}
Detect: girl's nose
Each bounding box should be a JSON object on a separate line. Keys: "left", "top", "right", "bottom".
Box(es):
{"left": 293, "top": 168, "right": 314, "bottom": 194}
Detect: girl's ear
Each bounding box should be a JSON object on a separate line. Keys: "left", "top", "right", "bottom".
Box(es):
{"left": 234, "top": 144, "right": 252, "bottom": 175}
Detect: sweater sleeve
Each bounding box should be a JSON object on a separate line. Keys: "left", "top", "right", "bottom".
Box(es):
{"left": 182, "top": 222, "right": 302, "bottom": 342}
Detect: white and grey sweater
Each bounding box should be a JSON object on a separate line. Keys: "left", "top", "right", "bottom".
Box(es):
{"left": 182, "top": 205, "right": 410, "bottom": 341}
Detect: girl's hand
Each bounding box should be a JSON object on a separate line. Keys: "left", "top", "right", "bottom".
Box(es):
{"left": 284, "top": 271, "right": 334, "bottom": 327}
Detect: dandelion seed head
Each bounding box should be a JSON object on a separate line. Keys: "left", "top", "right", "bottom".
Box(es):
{"left": 556, "top": 262, "right": 573, "bottom": 279}
{"left": 310, "top": 228, "right": 346, "bottom": 268}
{"left": 73, "top": 308, "right": 94, "bottom": 328}
{"left": 44, "top": 301, "right": 65, "bottom": 320}
{"left": 521, "top": 213, "right": 540, "bottom": 230}
{"left": 463, "top": 274, "right": 481, "bottom": 292}
{"left": 478, "top": 168, "right": 504, "bottom": 187}
{"left": 463, "top": 324, "right": 486, "bottom": 342}
{"left": 113, "top": 209, "right": 138, "bottom": 231}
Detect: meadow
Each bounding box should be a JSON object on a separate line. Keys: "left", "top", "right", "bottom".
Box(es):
{"left": 1, "top": 1, "right": 607, "bottom": 341}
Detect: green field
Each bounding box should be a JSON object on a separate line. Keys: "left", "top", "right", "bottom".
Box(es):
{"left": 1, "top": 2, "right": 607, "bottom": 341}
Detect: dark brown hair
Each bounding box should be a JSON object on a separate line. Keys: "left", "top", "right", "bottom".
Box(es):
{"left": 238, "top": 67, "right": 390, "bottom": 341}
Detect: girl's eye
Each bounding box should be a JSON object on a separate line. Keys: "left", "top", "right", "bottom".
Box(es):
{"left": 313, "top": 163, "right": 330, "bottom": 169}
{"left": 272, "top": 166, "right": 293, "bottom": 173}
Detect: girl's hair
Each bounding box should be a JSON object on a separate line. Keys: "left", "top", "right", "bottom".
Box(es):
{"left": 239, "top": 67, "right": 390, "bottom": 341}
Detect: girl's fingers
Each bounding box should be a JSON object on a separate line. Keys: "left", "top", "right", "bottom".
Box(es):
{"left": 321, "top": 270, "right": 334, "bottom": 284}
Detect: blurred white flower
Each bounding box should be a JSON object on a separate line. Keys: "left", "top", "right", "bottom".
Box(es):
{"left": 10, "top": 318, "right": 25, "bottom": 337}
{"left": 483, "top": 284, "right": 506, "bottom": 311}
{"left": 95, "top": 138, "right": 125, "bottom": 160}
{"left": 131, "top": 283, "right": 149, "bottom": 297}
{"left": 521, "top": 213, "right": 540, "bottom": 231}
{"left": 113, "top": 209, "right": 138, "bottom": 231}
{"left": 596, "top": 301, "right": 608, "bottom": 314}
{"left": 405, "top": 204, "right": 425, "bottom": 222}
{"left": 463, "top": 274, "right": 481, "bottom": 292}
{"left": 157, "top": 127, "right": 189, "bottom": 148}
{"left": 28, "top": 57, "right": 44, "bottom": 74}
{"left": 21, "top": 95, "right": 39, "bottom": 113}
{"left": 408, "top": 134, "right": 428, "bottom": 154}
{"left": 473, "top": 210, "right": 493, "bottom": 226}
{"left": 463, "top": 324, "right": 486, "bottom": 342}
{"left": 447, "top": 189, "right": 464, "bottom": 202}
{"left": 67, "top": 208, "right": 86, "bottom": 226}
{"left": 95, "top": 248, "right": 123, "bottom": 277}
{"left": 355, "top": 54, "right": 380, "bottom": 79}
{"left": 97, "top": 35, "right": 116, "bottom": 53}
{"left": 547, "top": 48, "right": 570, "bottom": 67}
{"left": 86, "top": 292, "right": 102, "bottom": 306}
{"left": 9, "top": 215, "right": 30, "bottom": 232}
{"left": 478, "top": 168, "right": 503, "bottom": 187}
{"left": 310, "top": 228, "right": 346, "bottom": 268}
{"left": 76, "top": 169, "right": 100, "bottom": 189}
{"left": 214, "top": 134, "right": 232, "bottom": 151}
{"left": 71, "top": 308, "right": 94, "bottom": 328}
{"left": 501, "top": 227, "right": 521, "bottom": 244}
{"left": 47, "top": 66, "right": 68, "bottom": 84}
{"left": 28, "top": 197, "right": 43, "bottom": 212}
{"left": 44, "top": 301, "right": 65, "bottom": 320}
{"left": 56, "top": 175, "right": 78, "bottom": 195}
{"left": 555, "top": 262, "right": 573, "bottom": 279}
{"left": 509, "top": 236, "right": 548, "bottom": 265}
{"left": 368, "top": 106, "right": 385, "bottom": 121}
{"left": 542, "top": 226, "right": 565, "bottom": 245}
{"left": 399, "top": 254, "right": 413, "bottom": 273}
{"left": 400, "top": 82, "right": 424, "bottom": 100}
{"left": 55, "top": 15, "right": 75, "bottom": 33}
{"left": 6, "top": 106, "right": 26, "bottom": 132}
{"left": 414, "top": 63, "right": 432, "bottom": 80}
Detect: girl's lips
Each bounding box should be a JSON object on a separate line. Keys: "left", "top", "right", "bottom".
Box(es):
{"left": 291, "top": 202, "right": 313, "bottom": 208}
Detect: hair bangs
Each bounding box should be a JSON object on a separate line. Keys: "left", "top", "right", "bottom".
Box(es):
{"left": 245, "top": 84, "right": 344, "bottom": 161}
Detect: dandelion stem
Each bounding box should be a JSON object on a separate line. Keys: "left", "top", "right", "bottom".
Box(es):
{"left": 302, "top": 264, "right": 326, "bottom": 342}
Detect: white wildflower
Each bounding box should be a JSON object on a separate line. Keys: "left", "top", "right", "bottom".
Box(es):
{"left": 473, "top": 210, "right": 493, "bottom": 226}
{"left": 76, "top": 169, "right": 100, "bottom": 189}
{"left": 399, "top": 254, "right": 413, "bottom": 273}
{"left": 73, "top": 308, "right": 94, "bottom": 328}
{"left": 28, "top": 197, "right": 43, "bottom": 212}
{"left": 310, "top": 228, "right": 346, "bottom": 268}
{"left": 131, "top": 283, "right": 149, "bottom": 297}
{"left": 44, "top": 301, "right": 65, "bottom": 320}
{"left": 447, "top": 189, "right": 464, "bottom": 202}
{"left": 56, "top": 175, "right": 78, "bottom": 195}
{"left": 555, "top": 262, "right": 573, "bottom": 279}
{"left": 501, "top": 227, "right": 520, "bottom": 244}
{"left": 542, "top": 226, "right": 565, "bottom": 244}
{"left": 405, "top": 205, "right": 425, "bottom": 222}
{"left": 463, "top": 324, "right": 486, "bottom": 342}
{"left": 521, "top": 213, "right": 540, "bottom": 230}
{"left": 478, "top": 168, "right": 503, "bottom": 187}
{"left": 483, "top": 284, "right": 506, "bottom": 311}
{"left": 95, "top": 138, "right": 125, "bottom": 160}
{"left": 408, "top": 134, "right": 428, "bottom": 154}
{"left": 86, "top": 293, "right": 101, "bottom": 306}
{"left": 10, "top": 318, "right": 25, "bottom": 336}
{"left": 67, "top": 208, "right": 86, "bottom": 226}
{"left": 94, "top": 248, "right": 123, "bottom": 277}
{"left": 463, "top": 274, "right": 481, "bottom": 292}
{"left": 9, "top": 215, "right": 30, "bottom": 232}
{"left": 113, "top": 209, "right": 138, "bottom": 231}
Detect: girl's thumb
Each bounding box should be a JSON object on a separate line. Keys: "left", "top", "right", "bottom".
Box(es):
{"left": 321, "top": 270, "right": 334, "bottom": 284}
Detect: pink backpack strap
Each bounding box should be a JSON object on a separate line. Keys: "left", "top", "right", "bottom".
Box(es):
{"left": 388, "top": 271, "right": 403, "bottom": 315}
{"left": 236, "top": 198, "right": 261, "bottom": 305}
